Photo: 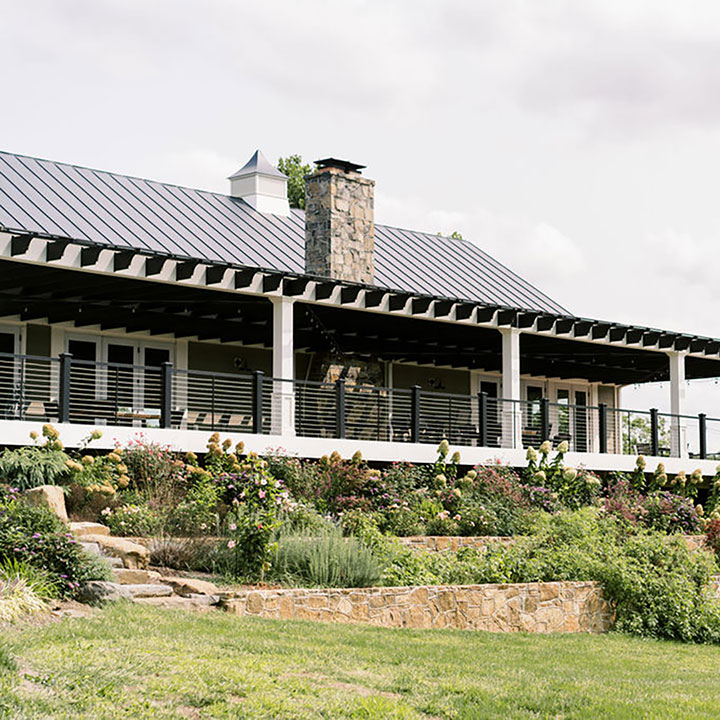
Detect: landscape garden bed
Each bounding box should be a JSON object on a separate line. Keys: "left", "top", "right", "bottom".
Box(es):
{"left": 3, "top": 424, "right": 720, "bottom": 645}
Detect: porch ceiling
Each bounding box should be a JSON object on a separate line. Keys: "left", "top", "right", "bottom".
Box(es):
{"left": 297, "top": 304, "right": 720, "bottom": 384}
{"left": 521, "top": 334, "right": 720, "bottom": 384}
{"left": 295, "top": 303, "right": 503, "bottom": 370}
{"left": 0, "top": 259, "right": 273, "bottom": 345}
{"left": 2, "top": 260, "right": 720, "bottom": 385}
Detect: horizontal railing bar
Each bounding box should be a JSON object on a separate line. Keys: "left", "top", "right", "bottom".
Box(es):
{"left": 173, "top": 367, "right": 255, "bottom": 381}
{"left": 0, "top": 351, "right": 60, "bottom": 364}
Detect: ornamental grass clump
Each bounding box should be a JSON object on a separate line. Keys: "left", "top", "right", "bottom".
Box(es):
{"left": 0, "top": 559, "right": 56, "bottom": 622}
{"left": 272, "top": 527, "right": 381, "bottom": 588}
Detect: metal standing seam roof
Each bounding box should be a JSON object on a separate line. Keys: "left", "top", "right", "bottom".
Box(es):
{"left": 0, "top": 150, "right": 569, "bottom": 315}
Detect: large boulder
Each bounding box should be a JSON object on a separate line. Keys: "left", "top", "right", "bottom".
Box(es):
{"left": 77, "top": 581, "right": 133, "bottom": 604}
{"left": 25, "top": 485, "right": 67, "bottom": 523}
{"left": 82, "top": 534, "right": 150, "bottom": 569}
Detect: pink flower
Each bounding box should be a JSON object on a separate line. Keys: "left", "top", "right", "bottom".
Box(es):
{"left": 229, "top": 523, "right": 237, "bottom": 531}
{"left": 227, "top": 540, "right": 236, "bottom": 549}
{"left": 258, "top": 490, "right": 266, "bottom": 499}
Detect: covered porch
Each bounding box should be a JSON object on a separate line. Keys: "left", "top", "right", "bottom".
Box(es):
{"left": 0, "top": 254, "right": 719, "bottom": 469}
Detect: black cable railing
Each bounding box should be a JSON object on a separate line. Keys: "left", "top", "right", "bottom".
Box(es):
{"left": 0, "top": 350, "right": 715, "bottom": 457}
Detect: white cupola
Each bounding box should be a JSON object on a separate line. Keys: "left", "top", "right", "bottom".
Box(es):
{"left": 228, "top": 149, "right": 290, "bottom": 216}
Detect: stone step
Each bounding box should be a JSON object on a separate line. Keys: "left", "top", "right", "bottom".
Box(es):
{"left": 80, "top": 541, "right": 101, "bottom": 556}
{"left": 123, "top": 583, "right": 174, "bottom": 598}
{"left": 160, "top": 575, "right": 219, "bottom": 597}
{"left": 113, "top": 568, "right": 162, "bottom": 585}
{"left": 70, "top": 521, "right": 110, "bottom": 538}
{"left": 78, "top": 581, "right": 133, "bottom": 604}
{"left": 135, "top": 595, "right": 218, "bottom": 610}
{"left": 81, "top": 534, "right": 150, "bottom": 569}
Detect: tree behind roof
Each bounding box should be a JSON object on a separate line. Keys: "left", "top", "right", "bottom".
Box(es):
{"left": 277, "top": 155, "right": 314, "bottom": 209}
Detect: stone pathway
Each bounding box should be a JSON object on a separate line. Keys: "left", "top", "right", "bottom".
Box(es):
{"left": 69, "top": 522, "right": 222, "bottom": 611}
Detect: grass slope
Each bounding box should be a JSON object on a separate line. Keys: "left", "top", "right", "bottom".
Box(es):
{"left": 1, "top": 604, "right": 720, "bottom": 719}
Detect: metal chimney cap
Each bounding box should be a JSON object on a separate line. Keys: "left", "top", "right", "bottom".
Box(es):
{"left": 314, "top": 158, "right": 366, "bottom": 174}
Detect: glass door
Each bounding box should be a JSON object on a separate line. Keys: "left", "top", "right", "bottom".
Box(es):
{"left": 555, "top": 388, "right": 572, "bottom": 446}
{"left": 574, "top": 390, "right": 588, "bottom": 452}
{"left": 107, "top": 342, "right": 136, "bottom": 424}
{"left": 524, "top": 385, "right": 544, "bottom": 446}
{"left": 0, "top": 329, "right": 19, "bottom": 418}
{"left": 67, "top": 338, "right": 99, "bottom": 423}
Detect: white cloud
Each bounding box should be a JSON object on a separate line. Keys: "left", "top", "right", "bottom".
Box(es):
{"left": 4, "top": 0, "right": 720, "bottom": 345}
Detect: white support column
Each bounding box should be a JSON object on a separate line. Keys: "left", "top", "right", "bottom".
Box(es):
{"left": 669, "top": 351, "right": 687, "bottom": 458}
{"left": 271, "top": 297, "right": 296, "bottom": 436}
{"left": 500, "top": 328, "right": 522, "bottom": 449}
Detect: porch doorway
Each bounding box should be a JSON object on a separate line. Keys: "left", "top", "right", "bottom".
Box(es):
{"left": 553, "top": 386, "right": 590, "bottom": 452}
{"left": 0, "top": 327, "right": 20, "bottom": 419}
{"left": 65, "top": 335, "right": 172, "bottom": 425}
{"left": 480, "top": 380, "right": 501, "bottom": 446}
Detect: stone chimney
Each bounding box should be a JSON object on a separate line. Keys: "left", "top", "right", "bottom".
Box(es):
{"left": 305, "top": 158, "right": 375, "bottom": 284}
{"left": 229, "top": 149, "right": 290, "bottom": 216}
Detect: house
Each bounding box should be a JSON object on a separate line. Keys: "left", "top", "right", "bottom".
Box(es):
{"left": 0, "top": 148, "right": 719, "bottom": 473}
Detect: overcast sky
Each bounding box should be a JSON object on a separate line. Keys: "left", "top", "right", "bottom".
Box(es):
{"left": 4, "top": 0, "right": 720, "bottom": 411}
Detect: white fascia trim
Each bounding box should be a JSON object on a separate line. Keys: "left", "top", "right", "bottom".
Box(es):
{"left": 0, "top": 419, "right": 717, "bottom": 476}
{"left": 1, "top": 231, "right": 716, "bottom": 362}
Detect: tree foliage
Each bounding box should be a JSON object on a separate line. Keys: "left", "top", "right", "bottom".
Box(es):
{"left": 277, "top": 155, "right": 314, "bottom": 209}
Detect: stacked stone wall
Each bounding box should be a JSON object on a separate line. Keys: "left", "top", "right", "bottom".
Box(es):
{"left": 399, "top": 536, "right": 516, "bottom": 552}
{"left": 222, "top": 581, "right": 613, "bottom": 633}
{"left": 399, "top": 535, "right": 708, "bottom": 553}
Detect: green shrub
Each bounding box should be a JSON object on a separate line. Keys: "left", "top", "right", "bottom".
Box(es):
{"left": 104, "top": 504, "right": 161, "bottom": 537}
{"left": 473, "top": 509, "right": 720, "bottom": 643}
{"left": 216, "top": 454, "right": 287, "bottom": 579}
{"left": 272, "top": 528, "right": 381, "bottom": 588}
{"left": 221, "top": 506, "right": 277, "bottom": 580}
{"left": 0, "top": 487, "right": 110, "bottom": 597}
{"left": 344, "top": 511, "right": 474, "bottom": 587}
{"left": 377, "top": 507, "right": 426, "bottom": 537}
{"left": 162, "top": 479, "right": 219, "bottom": 536}
{"left": 276, "top": 502, "right": 334, "bottom": 535}
{"left": 120, "top": 437, "right": 188, "bottom": 506}
{"left": 0, "top": 446, "right": 70, "bottom": 490}
{"left": 264, "top": 452, "right": 317, "bottom": 501}
{"left": 381, "top": 462, "right": 425, "bottom": 496}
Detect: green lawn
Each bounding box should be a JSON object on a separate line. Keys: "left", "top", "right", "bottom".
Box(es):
{"left": 2, "top": 604, "right": 720, "bottom": 719}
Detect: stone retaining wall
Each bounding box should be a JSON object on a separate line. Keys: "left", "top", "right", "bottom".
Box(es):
{"left": 398, "top": 536, "right": 515, "bottom": 552}
{"left": 399, "top": 534, "right": 708, "bottom": 553}
{"left": 222, "top": 581, "right": 613, "bottom": 633}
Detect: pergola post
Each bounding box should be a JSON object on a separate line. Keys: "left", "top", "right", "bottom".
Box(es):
{"left": 668, "top": 351, "right": 687, "bottom": 458}
{"left": 271, "top": 297, "right": 295, "bottom": 436}
{"left": 500, "top": 328, "right": 522, "bottom": 448}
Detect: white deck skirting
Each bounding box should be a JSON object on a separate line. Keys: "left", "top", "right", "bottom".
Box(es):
{"left": 1, "top": 419, "right": 718, "bottom": 476}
